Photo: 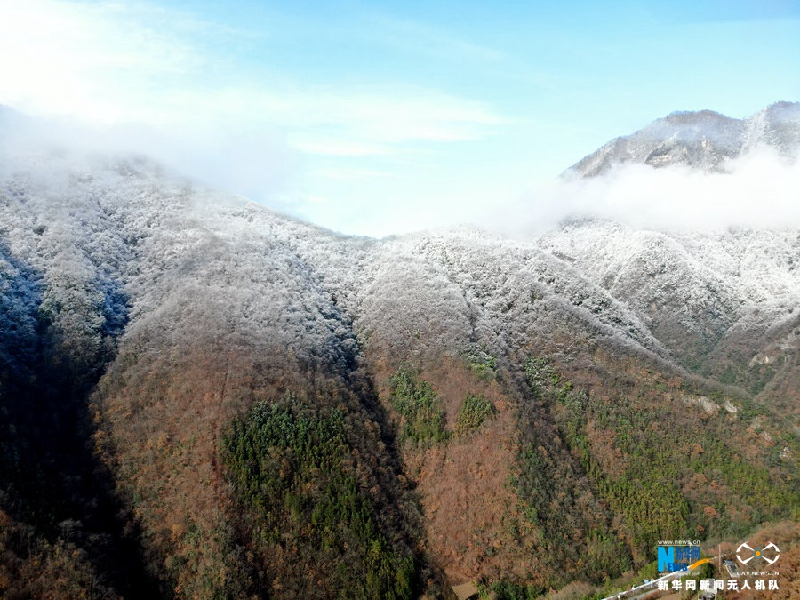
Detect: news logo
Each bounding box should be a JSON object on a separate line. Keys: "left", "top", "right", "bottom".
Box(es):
{"left": 658, "top": 545, "right": 701, "bottom": 572}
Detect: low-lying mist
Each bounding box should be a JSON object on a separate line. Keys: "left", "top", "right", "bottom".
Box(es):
{"left": 488, "top": 147, "right": 800, "bottom": 236}
{"left": 0, "top": 106, "right": 295, "bottom": 204}
{"left": 3, "top": 104, "right": 798, "bottom": 239}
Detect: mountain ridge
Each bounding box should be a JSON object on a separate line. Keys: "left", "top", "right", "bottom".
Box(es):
{"left": 567, "top": 100, "right": 800, "bottom": 177}
{"left": 0, "top": 103, "right": 797, "bottom": 598}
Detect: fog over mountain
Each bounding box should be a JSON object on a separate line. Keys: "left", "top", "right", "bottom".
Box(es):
{"left": 481, "top": 102, "right": 800, "bottom": 236}
{"left": 0, "top": 102, "right": 797, "bottom": 598}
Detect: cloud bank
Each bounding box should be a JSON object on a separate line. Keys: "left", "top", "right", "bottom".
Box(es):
{"left": 0, "top": 0, "right": 512, "bottom": 230}
{"left": 1, "top": 1, "right": 797, "bottom": 237}
{"left": 3, "top": 104, "right": 798, "bottom": 239}
{"left": 486, "top": 147, "right": 800, "bottom": 236}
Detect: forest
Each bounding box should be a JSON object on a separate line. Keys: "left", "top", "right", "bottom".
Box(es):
{"left": 0, "top": 143, "right": 797, "bottom": 598}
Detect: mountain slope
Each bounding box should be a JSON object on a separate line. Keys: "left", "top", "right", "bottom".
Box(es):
{"left": 568, "top": 101, "right": 800, "bottom": 177}
{"left": 0, "top": 104, "right": 798, "bottom": 598}
{"left": 538, "top": 220, "right": 799, "bottom": 409}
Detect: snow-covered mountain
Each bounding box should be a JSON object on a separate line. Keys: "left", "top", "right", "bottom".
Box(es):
{"left": 539, "top": 219, "right": 799, "bottom": 410}
{"left": 1, "top": 103, "right": 797, "bottom": 598}
{"left": 568, "top": 101, "right": 800, "bottom": 177}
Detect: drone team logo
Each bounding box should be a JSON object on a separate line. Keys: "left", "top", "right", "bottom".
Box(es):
{"left": 736, "top": 541, "right": 780, "bottom": 565}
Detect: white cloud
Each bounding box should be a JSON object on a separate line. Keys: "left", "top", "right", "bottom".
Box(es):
{"left": 312, "top": 168, "right": 396, "bottom": 181}
{"left": 0, "top": 1, "right": 506, "bottom": 147}
{"left": 486, "top": 147, "right": 800, "bottom": 236}
{"left": 0, "top": 0, "right": 509, "bottom": 221}
{"left": 0, "top": 0, "right": 203, "bottom": 122}
{"left": 290, "top": 137, "right": 394, "bottom": 158}
{"left": 365, "top": 14, "right": 507, "bottom": 64}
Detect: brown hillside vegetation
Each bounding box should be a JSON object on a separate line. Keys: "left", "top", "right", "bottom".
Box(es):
{"left": 386, "top": 358, "right": 540, "bottom": 586}
{"left": 91, "top": 307, "right": 435, "bottom": 598}
{"left": 711, "top": 521, "right": 798, "bottom": 600}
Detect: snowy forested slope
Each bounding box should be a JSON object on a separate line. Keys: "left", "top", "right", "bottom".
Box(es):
{"left": 539, "top": 221, "right": 799, "bottom": 403}
{"left": 568, "top": 101, "right": 800, "bottom": 177}
{"left": 1, "top": 104, "right": 798, "bottom": 598}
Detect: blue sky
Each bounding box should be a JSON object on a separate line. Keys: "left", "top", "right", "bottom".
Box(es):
{"left": 1, "top": 0, "right": 799, "bottom": 235}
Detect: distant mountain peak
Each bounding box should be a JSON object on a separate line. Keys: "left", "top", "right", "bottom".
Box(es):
{"left": 663, "top": 109, "right": 731, "bottom": 125}
{"left": 568, "top": 101, "right": 800, "bottom": 178}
